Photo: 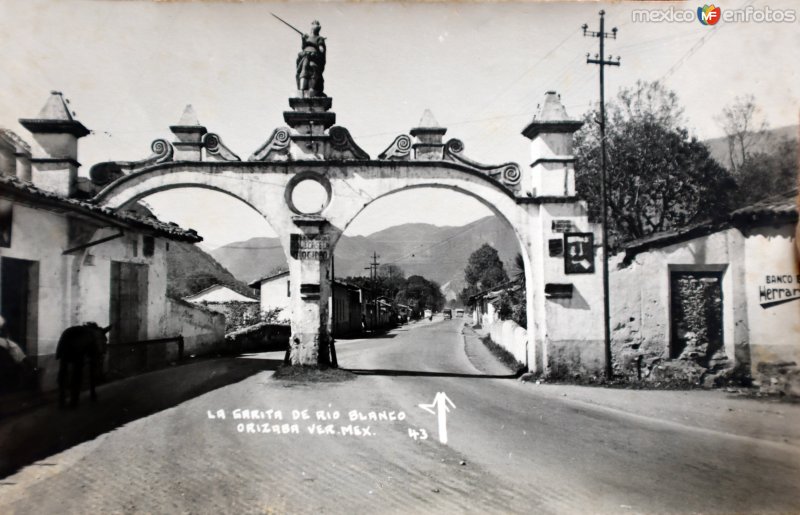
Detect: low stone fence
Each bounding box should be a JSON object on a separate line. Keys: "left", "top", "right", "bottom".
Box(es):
{"left": 167, "top": 298, "right": 227, "bottom": 358}
{"left": 487, "top": 320, "right": 528, "bottom": 367}
{"left": 225, "top": 322, "right": 290, "bottom": 354}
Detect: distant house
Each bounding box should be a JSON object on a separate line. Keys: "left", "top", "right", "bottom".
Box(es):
{"left": 249, "top": 270, "right": 290, "bottom": 315}
{"left": 184, "top": 284, "right": 258, "bottom": 305}
{"left": 469, "top": 280, "right": 522, "bottom": 327}
{"left": 184, "top": 284, "right": 259, "bottom": 323}
{"left": 332, "top": 281, "right": 363, "bottom": 336}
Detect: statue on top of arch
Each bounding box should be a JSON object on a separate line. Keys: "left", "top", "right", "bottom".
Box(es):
{"left": 295, "top": 20, "right": 326, "bottom": 97}
{"left": 272, "top": 15, "right": 327, "bottom": 97}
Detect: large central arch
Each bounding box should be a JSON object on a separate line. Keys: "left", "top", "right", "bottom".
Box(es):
{"left": 88, "top": 94, "right": 605, "bottom": 376}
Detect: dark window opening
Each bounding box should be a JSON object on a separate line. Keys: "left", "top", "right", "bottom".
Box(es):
{"left": 143, "top": 236, "right": 155, "bottom": 257}
{"left": 0, "top": 257, "right": 39, "bottom": 356}
{"left": 548, "top": 238, "right": 564, "bottom": 257}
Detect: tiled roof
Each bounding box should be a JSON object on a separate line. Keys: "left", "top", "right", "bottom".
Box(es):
{"left": 730, "top": 189, "right": 798, "bottom": 223}
{"left": 248, "top": 269, "right": 289, "bottom": 288}
{"left": 0, "top": 129, "right": 31, "bottom": 154}
{"left": 0, "top": 174, "right": 201, "bottom": 242}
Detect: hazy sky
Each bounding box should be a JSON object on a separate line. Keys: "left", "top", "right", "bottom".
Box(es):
{"left": 1, "top": 0, "right": 798, "bottom": 249}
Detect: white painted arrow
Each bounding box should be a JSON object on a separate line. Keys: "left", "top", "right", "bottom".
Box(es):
{"left": 574, "top": 259, "right": 591, "bottom": 270}
{"left": 418, "top": 392, "right": 456, "bottom": 444}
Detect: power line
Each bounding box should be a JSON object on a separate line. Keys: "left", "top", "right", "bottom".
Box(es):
{"left": 381, "top": 216, "right": 495, "bottom": 266}
{"left": 471, "top": 30, "right": 580, "bottom": 117}
{"left": 659, "top": 0, "right": 756, "bottom": 82}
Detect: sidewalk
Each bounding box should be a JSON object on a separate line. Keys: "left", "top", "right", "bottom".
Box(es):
{"left": 462, "top": 321, "right": 800, "bottom": 449}
{"left": 461, "top": 322, "right": 518, "bottom": 376}
{"left": 521, "top": 382, "right": 800, "bottom": 448}
{"left": 0, "top": 355, "right": 281, "bottom": 478}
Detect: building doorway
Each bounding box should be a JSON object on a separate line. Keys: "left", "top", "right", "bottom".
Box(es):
{"left": 0, "top": 257, "right": 39, "bottom": 356}
{"left": 670, "top": 271, "right": 724, "bottom": 367}
{"left": 108, "top": 261, "right": 149, "bottom": 375}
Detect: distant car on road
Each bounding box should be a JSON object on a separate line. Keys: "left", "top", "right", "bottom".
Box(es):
{"left": 424, "top": 309, "right": 432, "bottom": 320}
{"left": 443, "top": 308, "right": 452, "bottom": 319}
{"left": 455, "top": 308, "right": 464, "bottom": 318}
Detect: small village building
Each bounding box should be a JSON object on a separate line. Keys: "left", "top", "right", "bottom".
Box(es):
{"left": 184, "top": 284, "right": 258, "bottom": 305}
{"left": 184, "top": 284, "right": 259, "bottom": 326}
{"left": 332, "top": 281, "right": 363, "bottom": 337}
{"left": 610, "top": 190, "right": 799, "bottom": 391}
{"left": 470, "top": 280, "right": 523, "bottom": 328}
{"left": 249, "top": 270, "right": 290, "bottom": 316}
{"left": 0, "top": 92, "right": 225, "bottom": 390}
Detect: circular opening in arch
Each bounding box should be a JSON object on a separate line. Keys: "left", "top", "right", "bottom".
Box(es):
{"left": 286, "top": 173, "right": 332, "bottom": 215}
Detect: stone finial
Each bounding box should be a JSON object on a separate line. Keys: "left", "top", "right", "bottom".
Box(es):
{"left": 177, "top": 104, "right": 201, "bottom": 127}
{"left": 417, "top": 109, "right": 440, "bottom": 129}
{"left": 37, "top": 91, "right": 76, "bottom": 121}
{"left": 410, "top": 109, "right": 447, "bottom": 159}
{"left": 170, "top": 105, "right": 207, "bottom": 161}
{"left": 19, "top": 91, "right": 89, "bottom": 196}
{"left": 521, "top": 91, "right": 581, "bottom": 141}
{"left": 521, "top": 91, "right": 583, "bottom": 198}
{"left": 537, "top": 91, "right": 570, "bottom": 122}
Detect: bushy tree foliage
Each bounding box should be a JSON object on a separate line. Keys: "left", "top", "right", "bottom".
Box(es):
{"left": 733, "top": 136, "right": 798, "bottom": 206}
{"left": 574, "top": 80, "right": 736, "bottom": 250}
{"left": 459, "top": 244, "right": 509, "bottom": 304}
{"left": 715, "top": 94, "right": 770, "bottom": 174}
{"left": 715, "top": 95, "right": 797, "bottom": 206}
{"left": 395, "top": 275, "right": 445, "bottom": 315}
{"left": 342, "top": 266, "right": 444, "bottom": 317}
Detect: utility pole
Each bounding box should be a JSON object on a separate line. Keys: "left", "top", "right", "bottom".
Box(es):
{"left": 364, "top": 251, "right": 380, "bottom": 330}
{"left": 583, "top": 10, "right": 620, "bottom": 380}
{"left": 364, "top": 251, "right": 380, "bottom": 281}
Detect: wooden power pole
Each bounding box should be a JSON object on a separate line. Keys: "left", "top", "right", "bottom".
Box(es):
{"left": 583, "top": 10, "right": 620, "bottom": 380}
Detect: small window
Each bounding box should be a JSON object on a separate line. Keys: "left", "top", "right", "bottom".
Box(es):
{"left": 143, "top": 236, "right": 155, "bottom": 257}
{"left": 131, "top": 238, "right": 138, "bottom": 257}
{"left": 544, "top": 283, "right": 573, "bottom": 299}
{"left": 548, "top": 238, "right": 564, "bottom": 257}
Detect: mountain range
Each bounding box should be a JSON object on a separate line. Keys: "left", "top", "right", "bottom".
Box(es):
{"left": 210, "top": 216, "right": 521, "bottom": 300}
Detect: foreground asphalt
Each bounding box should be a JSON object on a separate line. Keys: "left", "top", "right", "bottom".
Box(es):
{"left": 1, "top": 318, "right": 799, "bottom": 514}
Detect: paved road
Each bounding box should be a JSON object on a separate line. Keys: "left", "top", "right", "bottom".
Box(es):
{"left": 1, "top": 318, "right": 799, "bottom": 514}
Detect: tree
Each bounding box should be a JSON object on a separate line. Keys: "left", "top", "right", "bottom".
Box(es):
{"left": 715, "top": 94, "right": 769, "bottom": 174}
{"left": 733, "top": 136, "right": 798, "bottom": 206}
{"left": 459, "top": 244, "right": 509, "bottom": 304}
{"left": 715, "top": 96, "right": 796, "bottom": 207}
{"left": 575, "top": 80, "right": 736, "bottom": 250}
{"left": 396, "top": 275, "right": 444, "bottom": 315}
{"left": 377, "top": 264, "right": 406, "bottom": 300}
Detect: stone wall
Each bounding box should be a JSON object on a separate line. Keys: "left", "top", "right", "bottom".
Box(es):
{"left": 487, "top": 320, "right": 528, "bottom": 368}
{"left": 225, "top": 322, "right": 290, "bottom": 354}
{"left": 167, "top": 298, "right": 226, "bottom": 357}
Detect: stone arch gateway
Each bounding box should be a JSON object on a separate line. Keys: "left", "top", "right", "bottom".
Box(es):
{"left": 90, "top": 92, "right": 606, "bottom": 377}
